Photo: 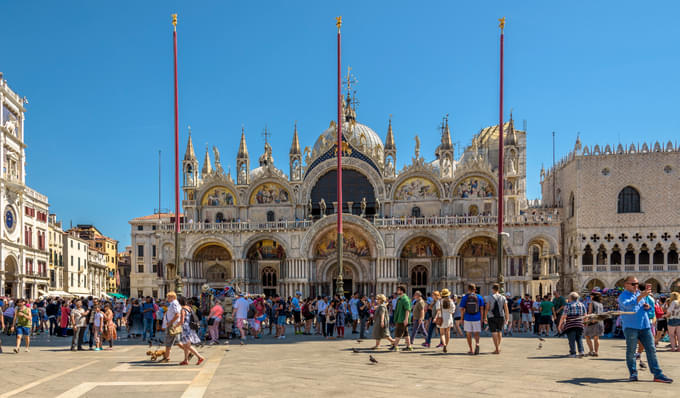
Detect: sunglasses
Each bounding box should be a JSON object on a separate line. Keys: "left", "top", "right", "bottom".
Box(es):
{"left": 626, "top": 282, "right": 639, "bottom": 286}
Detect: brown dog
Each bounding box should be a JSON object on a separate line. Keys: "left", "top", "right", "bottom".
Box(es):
{"left": 146, "top": 349, "right": 166, "bottom": 361}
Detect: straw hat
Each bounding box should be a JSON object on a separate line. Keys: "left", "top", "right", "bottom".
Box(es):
{"left": 441, "top": 288, "right": 451, "bottom": 297}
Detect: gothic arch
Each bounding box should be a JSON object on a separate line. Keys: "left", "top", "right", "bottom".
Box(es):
{"left": 196, "top": 175, "right": 239, "bottom": 207}
{"left": 300, "top": 214, "right": 385, "bottom": 258}
{"left": 318, "top": 256, "right": 366, "bottom": 283}
{"left": 525, "top": 234, "right": 559, "bottom": 255}
{"left": 451, "top": 171, "right": 498, "bottom": 198}
{"left": 301, "top": 157, "right": 386, "bottom": 203}
{"left": 186, "top": 237, "right": 236, "bottom": 261}
{"left": 583, "top": 278, "right": 606, "bottom": 291}
{"left": 452, "top": 230, "right": 513, "bottom": 256}
{"left": 389, "top": 170, "right": 444, "bottom": 201}
{"left": 245, "top": 176, "right": 296, "bottom": 206}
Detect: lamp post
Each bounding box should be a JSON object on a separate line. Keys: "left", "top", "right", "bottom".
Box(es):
{"left": 497, "top": 17, "right": 506, "bottom": 294}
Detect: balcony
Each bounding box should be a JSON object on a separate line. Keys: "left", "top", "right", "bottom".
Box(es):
{"left": 160, "top": 219, "right": 313, "bottom": 233}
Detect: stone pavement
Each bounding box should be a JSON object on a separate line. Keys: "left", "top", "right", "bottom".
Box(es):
{"left": 0, "top": 328, "right": 678, "bottom": 397}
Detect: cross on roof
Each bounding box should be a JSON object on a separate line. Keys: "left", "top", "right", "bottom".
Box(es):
{"left": 262, "top": 125, "right": 271, "bottom": 145}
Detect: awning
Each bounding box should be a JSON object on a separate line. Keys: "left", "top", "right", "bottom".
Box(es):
{"left": 38, "top": 289, "right": 48, "bottom": 296}
{"left": 107, "top": 293, "right": 128, "bottom": 299}
{"left": 45, "top": 290, "right": 74, "bottom": 297}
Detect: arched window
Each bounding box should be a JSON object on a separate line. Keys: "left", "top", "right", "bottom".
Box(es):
{"left": 569, "top": 193, "right": 575, "bottom": 218}
{"left": 668, "top": 246, "right": 678, "bottom": 264}
{"left": 610, "top": 245, "right": 622, "bottom": 265}
{"left": 262, "top": 266, "right": 277, "bottom": 287}
{"left": 624, "top": 245, "right": 636, "bottom": 264}
{"left": 266, "top": 211, "right": 275, "bottom": 222}
{"left": 653, "top": 245, "right": 665, "bottom": 265}
{"left": 617, "top": 186, "right": 640, "bottom": 213}
{"left": 596, "top": 245, "right": 607, "bottom": 265}
{"left": 638, "top": 244, "right": 649, "bottom": 264}
{"left": 411, "top": 207, "right": 421, "bottom": 218}
{"left": 582, "top": 245, "right": 593, "bottom": 265}
{"left": 410, "top": 265, "right": 428, "bottom": 286}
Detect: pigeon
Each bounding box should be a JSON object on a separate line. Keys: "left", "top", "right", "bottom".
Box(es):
{"left": 356, "top": 340, "right": 363, "bottom": 344}
{"left": 537, "top": 343, "right": 543, "bottom": 350}
{"left": 369, "top": 355, "right": 378, "bottom": 364}
{"left": 538, "top": 337, "right": 545, "bottom": 342}
{"left": 352, "top": 348, "right": 359, "bottom": 353}
{"left": 639, "top": 361, "right": 646, "bottom": 370}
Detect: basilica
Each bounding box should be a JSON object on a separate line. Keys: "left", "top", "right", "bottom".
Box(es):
{"left": 130, "top": 93, "right": 570, "bottom": 299}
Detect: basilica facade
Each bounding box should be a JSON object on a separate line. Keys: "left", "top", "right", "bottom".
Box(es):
{"left": 130, "top": 97, "right": 563, "bottom": 299}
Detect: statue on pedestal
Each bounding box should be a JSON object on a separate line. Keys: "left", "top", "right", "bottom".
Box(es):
{"left": 360, "top": 197, "right": 367, "bottom": 217}
{"left": 319, "top": 198, "right": 327, "bottom": 217}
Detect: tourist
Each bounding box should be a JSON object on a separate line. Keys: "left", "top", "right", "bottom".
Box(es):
{"left": 46, "top": 298, "right": 59, "bottom": 336}
{"left": 336, "top": 296, "right": 346, "bottom": 338}
{"left": 292, "top": 292, "right": 302, "bottom": 335}
{"left": 532, "top": 295, "right": 541, "bottom": 335}
{"left": 302, "top": 297, "right": 314, "bottom": 335}
{"left": 317, "top": 296, "right": 328, "bottom": 337}
{"left": 618, "top": 276, "right": 673, "bottom": 383}
{"left": 275, "top": 294, "right": 287, "bottom": 339}
{"left": 0, "top": 304, "right": 4, "bottom": 352}
{"left": 266, "top": 296, "right": 276, "bottom": 336}
{"left": 434, "top": 289, "right": 454, "bottom": 353}
{"left": 654, "top": 296, "right": 668, "bottom": 346}
{"left": 178, "top": 297, "right": 205, "bottom": 366}
{"left": 325, "top": 300, "right": 336, "bottom": 339}
{"left": 371, "top": 294, "right": 393, "bottom": 349}
{"left": 485, "top": 284, "right": 509, "bottom": 354}
{"left": 389, "top": 285, "right": 413, "bottom": 352}
{"left": 11, "top": 299, "right": 32, "bottom": 353}
{"left": 161, "top": 291, "right": 182, "bottom": 363}
{"left": 208, "top": 299, "right": 223, "bottom": 344}
{"left": 92, "top": 304, "right": 103, "bottom": 351}
{"left": 557, "top": 292, "right": 586, "bottom": 358}
{"left": 452, "top": 295, "right": 463, "bottom": 337}
{"left": 409, "top": 291, "right": 427, "bottom": 345}
{"left": 70, "top": 299, "right": 87, "bottom": 351}
{"left": 102, "top": 302, "right": 116, "bottom": 350}
{"left": 460, "top": 283, "right": 485, "bottom": 355}
{"left": 142, "top": 296, "right": 155, "bottom": 342}
{"left": 126, "top": 298, "right": 143, "bottom": 339}
{"left": 520, "top": 294, "right": 533, "bottom": 333}
{"left": 538, "top": 295, "right": 554, "bottom": 337}
{"left": 234, "top": 292, "right": 249, "bottom": 344}
{"left": 422, "top": 290, "right": 442, "bottom": 348}
{"left": 358, "top": 295, "right": 371, "bottom": 339}
{"left": 552, "top": 291, "right": 566, "bottom": 333}
{"left": 30, "top": 302, "right": 39, "bottom": 336}
{"left": 253, "top": 296, "right": 266, "bottom": 338}
{"left": 510, "top": 295, "right": 521, "bottom": 334}
{"left": 349, "top": 293, "right": 359, "bottom": 334}
{"left": 665, "top": 292, "right": 680, "bottom": 351}
{"left": 584, "top": 292, "right": 604, "bottom": 356}
{"left": 59, "top": 300, "right": 70, "bottom": 337}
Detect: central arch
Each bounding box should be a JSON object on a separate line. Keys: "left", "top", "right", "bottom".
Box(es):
{"left": 458, "top": 236, "right": 505, "bottom": 296}
{"left": 193, "top": 243, "right": 233, "bottom": 286}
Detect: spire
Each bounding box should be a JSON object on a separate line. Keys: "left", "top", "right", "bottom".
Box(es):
{"left": 441, "top": 115, "right": 453, "bottom": 149}
{"left": 504, "top": 113, "right": 517, "bottom": 146}
{"left": 201, "top": 145, "right": 212, "bottom": 175}
{"left": 183, "top": 127, "right": 196, "bottom": 161}
{"left": 385, "top": 117, "right": 395, "bottom": 150}
{"left": 289, "top": 122, "right": 301, "bottom": 155}
{"left": 238, "top": 127, "right": 249, "bottom": 158}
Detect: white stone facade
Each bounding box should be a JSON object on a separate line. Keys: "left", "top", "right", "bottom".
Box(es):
{"left": 63, "top": 234, "right": 89, "bottom": 296}
{"left": 542, "top": 139, "right": 680, "bottom": 294}
{"left": 0, "top": 76, "right": 50, "bottom": 299}
{"left": 131, "top": 101, "right": 561, "bottom": 299}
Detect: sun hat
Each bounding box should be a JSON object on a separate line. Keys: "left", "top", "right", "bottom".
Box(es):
{"left": 441, "top": 288, "right": 451, "bottom": 297}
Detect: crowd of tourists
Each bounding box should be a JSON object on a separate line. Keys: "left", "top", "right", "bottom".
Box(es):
{"left": 0, "top": 274, "right": 677, "bottom": 382}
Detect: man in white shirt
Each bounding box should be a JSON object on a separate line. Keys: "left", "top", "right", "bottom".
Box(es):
{"left": 317, "top": 297, "right": 328, "bottom": 337}
{"left": 161, "top": 291, "right": 181, "bottom": 362}
{"left": 349, "top": 293, "right": 360, "bottom": 333}
{"left": 233, "top": 292, "right": 249, "bottom": 344}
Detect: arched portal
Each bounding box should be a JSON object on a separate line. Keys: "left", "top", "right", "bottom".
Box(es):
{"left": 400, "top": 236, "right": 443, "bottom": 295}
{"left": 245, "top": 239, "right": 286, "bottom": 294}
{"left": 193, "top": 244, "right": 233, "bottom": 287}
{"left": 310, "top": 169, "right": 376, "bottom": 217}
{"left": 459, "top": 236, "right": 502, "bottom": 296}
{"left": 585, "top": 279, "right": 605, "bottom": 291}
{"left": 3, "top": 256, "right": 18, "bottom": 297}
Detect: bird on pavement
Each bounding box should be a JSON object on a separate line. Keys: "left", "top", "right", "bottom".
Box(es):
{"left": 537, "top": 343, "right": 543, "bottom": 350}
{"left": 369, "top": 355, "right": 378, "bottom": 364}
{"left": 538, "top": 337, "right": 545, "bottom": 342}
{"left": 356, "top": 340, "right": 363, "bottom": 344}
{"left": 352, "top": 348, "right": 359, "bottom": 353}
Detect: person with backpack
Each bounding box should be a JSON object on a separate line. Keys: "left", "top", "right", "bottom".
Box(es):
{"left": 459, "top": 283, "right": 485, "bottom": 355}
{"left": 485, "top": 284, "right": 509, "bottom": 354}
{"left": 178, "top": 297, "right": 205, "bottom": 366}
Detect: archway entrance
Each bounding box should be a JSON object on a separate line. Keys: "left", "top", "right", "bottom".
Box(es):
{"left": 246, "top": 239, "right": 286, "bottom": 293}
{"left": 400, "top": 237, "right": 443, "bottom": 294}
{"left": 193, "top": 244, "right": 232, "bottom": 288}
{"left": 262, "top": 266, "right": 278, "bottom": 297}
{"left": 459, "top": 236, "right": 500, "bottom": 296}
{"left": 585, "top": 279, "right": 605, "bottom": 291}
{"left": 330, "top": 266, "right": 354, "bottom": 299}
{"left": 4, "top": 256, "right": 17, "bottom": 297}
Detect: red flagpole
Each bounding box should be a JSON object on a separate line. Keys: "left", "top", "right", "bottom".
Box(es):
{"left": 497, "top": 17, "right": 506, "bottom": 293}
{"left": 172, "top": 14, "right": 183, "bottom": 295}
{"left": 335, "top": 16, "right": 344, "bottom": 297}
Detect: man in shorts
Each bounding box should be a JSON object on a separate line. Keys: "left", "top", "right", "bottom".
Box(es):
{"left": 161, "top": 291, "right": 181, "bottom": 363}
{"left": 233, "top": 292, "right": 249, "bottom": 345}
{"left": 291, "top": 292, "right": 302, "bottom": 335}
{"left": 520, "top": 294, "right": 533, "bottom": 332}
{"left": 11, "top": 299, "right": 32, "bottom": 353}
{"left": 485, "top": 284, "right": 509, "bottom": 354}
{"left": 389, "top": 285, "right": 413, "bottom": 351}
{"left": 460, "top": 283, "right": 485, "bottom": 355}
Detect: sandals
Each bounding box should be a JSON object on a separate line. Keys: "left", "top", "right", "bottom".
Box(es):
{"left": 179, "top": 360, "right": 189, "bottom": 366}
{"left": 196, "top": 358, "right": 205, "bottom": 366}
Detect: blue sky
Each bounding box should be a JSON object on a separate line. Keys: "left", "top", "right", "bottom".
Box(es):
{"left": 2, "top": 1, "right": 679, "bottom": 247}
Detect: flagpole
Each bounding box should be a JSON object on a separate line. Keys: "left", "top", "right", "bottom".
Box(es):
{"left": 335, "top": 16, "right": 344, "bottom": 298}
{"left": 172, "top": 13, "right": 183, "bottom": 296}
{"left": 497, "top": 17, "right": 506, "bottom": 294}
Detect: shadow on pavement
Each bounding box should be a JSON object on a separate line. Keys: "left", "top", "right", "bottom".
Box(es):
{"left": 556, "top": 377, "right": 644, "bottom": 386}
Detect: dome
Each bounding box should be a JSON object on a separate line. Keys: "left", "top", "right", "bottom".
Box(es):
{"left": 311, "top": 120, "right": 384, "bottom": 165}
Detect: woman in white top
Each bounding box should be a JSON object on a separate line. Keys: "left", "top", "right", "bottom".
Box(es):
{"left": 434, "top": 289, "right": 455, "bottom": 353}
{"left": 665, "top": 292, "right": 680, "bottom": 352}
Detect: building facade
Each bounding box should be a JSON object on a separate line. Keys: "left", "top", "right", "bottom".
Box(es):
{"left": 87, "top": 246, "right": 107, "bottom": 298}
{"left": 68, "top": 224, "right": 119, "bottom": 293}
{"left": 63, "top": 233, "right": 89, "bottom": 296}
{"left": 117, "top": 246, "right": 131, "bottom": 297}
{"left": 48, "top": 214, "right": 64, "bottom": 292}
{"left": 543, "top": 138, "right": 680, "bottom": 294}
{"left": 0, "top": 74, "right": 50, "bottom": 299}
{"left": 131, "top": 97, "right": 562, "bottom": 299}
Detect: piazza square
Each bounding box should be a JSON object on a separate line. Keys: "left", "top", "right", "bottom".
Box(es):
{"left": 1, "top": 2, "right": 680, "bottom": 397}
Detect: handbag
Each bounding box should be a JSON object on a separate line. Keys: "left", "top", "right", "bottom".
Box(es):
{"left": 168, "top": 322, "right": 182, "bottom": 336}
{"left": 207, "top": 317, "right": 215, "bottom": 326}
{"left": 435, "top": 316, "right": 443, "bottom": 327}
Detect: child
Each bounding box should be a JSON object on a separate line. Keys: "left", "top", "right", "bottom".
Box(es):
{"left": 93, "top": 305, "right": 103, "bottom": 351}
{"left": 31, "top": 303, "right": 40, "bottom": 336}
